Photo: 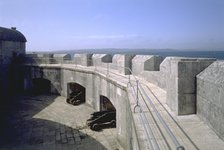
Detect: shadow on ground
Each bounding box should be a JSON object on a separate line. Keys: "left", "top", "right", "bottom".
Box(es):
{"left": 0, "top": 94, "right": 108, "bottom": 150}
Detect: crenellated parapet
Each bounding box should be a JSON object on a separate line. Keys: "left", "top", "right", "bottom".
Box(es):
{"left": 24, "top": 52, "right": 218, "bottom": 115}
{"left": 23, "top": 52, "right": 224, "bottom": 147}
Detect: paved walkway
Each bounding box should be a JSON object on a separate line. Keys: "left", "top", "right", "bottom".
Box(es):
{"left": 0, "top": 95, "right": 122, "bottom": 150}
{"left": 132, "top": 81, "right": 224, "bottom": 150}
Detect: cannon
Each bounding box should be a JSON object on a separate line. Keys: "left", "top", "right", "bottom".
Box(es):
{"left": 66, "top": 91, "right": 84, "bottom": 105}
{"left": 87, "top": 110, "right": 116, "bottom": 131}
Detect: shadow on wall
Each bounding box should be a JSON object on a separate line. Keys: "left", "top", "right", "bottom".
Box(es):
{"left": 32, "top": 78, "right": 51, "bottom": 94}
{"left": 24, "top": 77, "right": 60, "bottom": 95}
{"left": 0, "top": 95, "right": 107, "bottom": 150}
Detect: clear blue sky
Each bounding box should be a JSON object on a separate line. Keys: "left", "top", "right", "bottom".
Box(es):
{"left": 0, "top": 0, "right": 223, "bottom": 51}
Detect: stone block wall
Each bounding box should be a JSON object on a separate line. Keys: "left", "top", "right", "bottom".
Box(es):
{"left": 0, "top": 41, "right": 25, "bottom": 64}
{"left": 25, "top": 53, "right": 54, "bottom": 64}
{"left": 25, "top": 65, "right": 136, "bottom": 149}
{"left": 197, "top": 61, "right": 224, "bottom": 140}
{"left": 92, "top": 54, "right": 112, "bottom": 67}
{"left": 74, "top": 53, "right": 93, "bottom": 66}
{"left": 164, "top": 57, "right": 215, "bottom": 115}
{"left": 23, "top": 53, "right": 224, "bottom": 148}
{"left": 24, "top": 66, "right": 61, "bottom": 94}
{"left": 110, "top": 54, "right": 135, "bottom": 75}
{"left": 24, "top": 53, "right": 218, "bottom": 116}
{"left": 140, "top": 71, "right": 165, "bottom": 89}
{"left": 53, "top": 54, "right": 71, "bottom": 63}
{"left": 37, "top": 54, "right": 54, "bottom": 64}
{"left": 132, "top": 55, "right": 163, "bottom": 75}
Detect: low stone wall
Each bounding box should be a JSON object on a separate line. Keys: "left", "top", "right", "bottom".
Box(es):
{"left": 25, "top": 53, "right": 54, "bottom": 64}
{"left": 197, "top": 61, "right": 224, "bottom": 140}
{"left": 132, "top": 55, "right": 163, "bottom": 75}
{"left": 53, "top": 54, "right": 71, "bottom": 63}
{"left": 110, "top": 54, "right": 135, "bottom": 75}
{"left": 140, "top": 71, "right": 165, "bottom": 89}
{"left": 92, "top": 54, "right": 112, "bottom": 68}
{"left": 74, "top": 53, "right": 93, "bottom": 66}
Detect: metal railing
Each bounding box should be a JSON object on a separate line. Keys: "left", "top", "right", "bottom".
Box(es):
{"left": 139, "top": 84, "right": 185, "bottom": 150}
{"left": 24, "top": 56, "right": 185, "bottom": 150}
{"left": 130, "top": 85, "right": 160, "bottom": 150}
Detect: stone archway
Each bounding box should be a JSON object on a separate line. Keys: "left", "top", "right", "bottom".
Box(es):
{"left": 66, "top": 82, "right": 86, "bottom": 105}
{"left": 100, "top": 95, "right": 116, "bottom": 111}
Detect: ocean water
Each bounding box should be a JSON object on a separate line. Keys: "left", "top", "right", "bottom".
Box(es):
{"left": 136, "top": 50, "right": 224, "bottom": 60}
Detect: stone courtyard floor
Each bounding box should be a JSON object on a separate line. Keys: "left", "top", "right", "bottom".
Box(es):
{"left": 0, "top": 95, "right": 122, "bottom": 150}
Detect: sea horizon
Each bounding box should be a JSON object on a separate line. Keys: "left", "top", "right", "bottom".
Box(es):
{"left": 27, "top": 49, "right": 224, "bottom": 60}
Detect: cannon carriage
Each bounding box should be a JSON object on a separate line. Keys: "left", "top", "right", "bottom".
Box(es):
{"left": 87, "top": 110, "right": 116, "bottom": 131}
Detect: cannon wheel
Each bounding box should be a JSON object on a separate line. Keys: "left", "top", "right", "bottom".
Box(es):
{"left": 110, "top": 120, "right": 116, "bottom": 127}
{"left": 92, "top": 123, "right": 100, "bottom": 131}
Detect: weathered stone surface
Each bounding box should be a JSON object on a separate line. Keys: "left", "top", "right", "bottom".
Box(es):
{"left": 0, "top": 29, "right": 26, "bottom": 97}
{"left": 141, "top": 57, "right": 215, "bottom": 115}
{"left": 160, "top": 57, "right": 215, "bottom": 115}
{"left": 92, "top": 54, "right": 112, "bottom": 67}
{"left": 74, "top": 53, "right": 93, "bottom": 66}
{"left": 24, "top": 64, "right": 134, "bottom": 149}
{"left": 53, "top": 53, "right": 71, "bottom": 63}
{"left": 140, "top": 71, "right": 165, "bottom": 89}
{"left": 26, "top": 53, "right": 54, "bottom": 64}
{"left": 132, "top": 55, "right": 163, "bottom": 75}
{"left": 197, "top": 61, "right": 224, "bottom": 140}
{"left": 21, "top": 56, "right": 224, "bottom": 149}
{"left": 110, "top": 54, "right": 135, "bottom": 75}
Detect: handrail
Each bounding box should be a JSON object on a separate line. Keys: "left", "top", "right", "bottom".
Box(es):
{"left": 139, "top": 83, "right": 185, "bottom": 150}
{"left": 130, "top": 86, "right": 159, "bottom": 150}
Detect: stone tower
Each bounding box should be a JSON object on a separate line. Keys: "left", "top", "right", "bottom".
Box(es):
{"left": 0, "top": 26, "right": 27, "bottom": 98}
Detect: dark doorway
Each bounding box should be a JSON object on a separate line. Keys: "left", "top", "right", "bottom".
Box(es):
{"left": 32, "top": 78, "right": 51, "bottom": 94}
{"left": 100, "top": 95, "right": 116, "bottom": 111}
{"left": 66, "top": 82, "right": 85, "bottom": 105}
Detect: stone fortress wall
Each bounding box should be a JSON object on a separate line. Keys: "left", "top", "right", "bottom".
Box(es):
{"left": 24, "top": 53, "right": 224, "bottom": 142}
{"left": 0, "top": 27, "right": 26, "bottom": 97}
{"left": 24, "top": 54, "right": 135, "bottom": 149}
{"left": 2, "top": 26, "right": 224, "bottom": 148}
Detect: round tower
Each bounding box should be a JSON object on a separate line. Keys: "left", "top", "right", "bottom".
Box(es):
{"left": 0, "top": 26, "right": 26, "bottom": 64}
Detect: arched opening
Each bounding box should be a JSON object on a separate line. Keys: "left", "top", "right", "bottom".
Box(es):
{"left": 66, "top": 82, "right": 85, "bottom": 105}
{"left": 100, "top": 95, "right": 116, "bottom": 111}
{"left": 87, "top": 95, "right": 116, "bottom": 131}
{"left": 32, "top": 78, "right": 51, "bottom": 94}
